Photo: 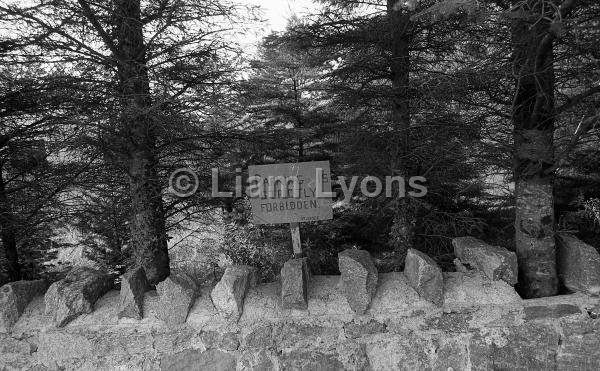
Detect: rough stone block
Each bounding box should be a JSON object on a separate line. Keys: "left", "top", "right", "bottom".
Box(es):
{"left": 243, "top": 325, "right": 273, "bottom": 348}
{"left": 469, "top": 323, "right": 559, "bottom": 370}
{"left": 44, "top": 267, "right": 112, "bottom": 327}
{"left": 218, "top": 332, "right": 240, "bottom": 351}
{"left": 200, "top": 331, "right": 240, "bottom": 351}
{"left": 211, "top": 265, "right": 257, "bottom": 320}
{"left": 338, "top": 249, "right": 378, "bottom": 314}
{"left": 160, "top": 349, "right": 236, "bottom": 371}
{"left": 557, "top": 334, "right": 600, "bottom": 370}
{"left": 272, "top": 323, "right": 339, "bottom": 350}
{"left": 239, "top": 349, "right": 274, "bottom": 370}
{"left": 117, "top": 267, "right": 148, "bottom": 320}
{"left": 280, "top": 351, "right": 344, "bottom": 370}
{"left": 0, "top": 334, "right": 37, "bottom": 355}
{"left": 344, "top": 319, "right": 387, "bottom": 339}
{"left": 557, "top": 233, "right": 600, "bottom": 295}
{"left": 423, "top": 312, "right": 472, "bottom": 333}
{"left": 432, "top": 338, "right": 469, "bottom": 371}
{"left": 281, "top": 258, "right": 310, "bottom": 310}
{"left": 524, "top": 304, "right": 582, "bottom": 320}
{"left": 156, "top": 271, "right": 198, "bottom": 325}
{"left": 366, "top": 335, "right": 430, "bottom": 370}
{"left": 452, "top": 236, "right": 518, "bottom": 285}
{"left": 404, "top": 249, "right": 443, "bottom": 306}
{"left": 0, "top": 279, "right": 47, "bottom": 332}
{"left": 558, "top": 319, "right": 600, "bottom": 369}
{"left": 337, "top": 341, "right": 371, "bottom": 370}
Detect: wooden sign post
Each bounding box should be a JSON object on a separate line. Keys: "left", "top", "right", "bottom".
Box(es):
{"left": 289, "top": 222, "right": 302, "bottom": 256}
{"left": 248, "top": 161, "right": 334, "bottom": 255}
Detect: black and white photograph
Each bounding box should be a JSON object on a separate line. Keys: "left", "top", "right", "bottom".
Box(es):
{"left": 0, "top": 0, "right": 599, "bottom": 369}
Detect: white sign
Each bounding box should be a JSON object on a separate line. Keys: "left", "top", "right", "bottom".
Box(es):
{"left": 248, "top": 161, "right": 334, "bottom": 225}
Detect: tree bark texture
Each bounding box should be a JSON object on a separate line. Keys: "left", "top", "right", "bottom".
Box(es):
{"left": 0, "top": 170, "right": 21, "bottom": 282}
{"left": 387, "top": 0, "right": 414, "bottom": 263}
{"left": 511, "top": 1, "right": 558, "bottom": 298}
{"left": 114, "top": 0, "right": 169, "bottom": 284}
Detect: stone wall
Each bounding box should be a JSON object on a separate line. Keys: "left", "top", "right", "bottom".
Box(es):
{"left": 2, "top": 271, "right": 600, "bottom": 370}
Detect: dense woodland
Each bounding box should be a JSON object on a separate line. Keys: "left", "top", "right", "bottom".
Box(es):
{"left": 0, "top": 0, "right": 598, "bottom": 298}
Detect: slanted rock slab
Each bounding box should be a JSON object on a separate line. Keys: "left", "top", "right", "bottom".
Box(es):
{"left": 338, "top": 249, "right": 378, "bottom": 314}
{"left": 281, "top": 258, "right": 310, "bottom": 310}
{"left": 557, "top": 233, "right": 600, "bottom": 295}
{"left": 211, "top": 265, "right": 257, "bottom": 320}
{"left": 44, "top": 267, "right": 112, "bottom": 327}
{"left": 452, "top": 236, "right": 518, "bottom": 285}
{"left": 117, "top": 266, "right": 148, "bottom": 320}
{"left": 0, "top": 279, "right": 48, "bottom": 333}
{"left": 156, "top": 271, "right": 198, "bottom": 325}
{"left": 404, "top": 249, "right": 443, "bottom": 306}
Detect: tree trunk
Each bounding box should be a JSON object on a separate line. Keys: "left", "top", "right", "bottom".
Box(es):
{"left": 0, "top": 170, "right": 21, "bottom": 282}
{"left": 292, "top": 77, "right": 304, "bottom": 159}
{"left": 511, "top": 2, "right": 558, "bottom": 298}
{"left": 387, "top": 0, "right": 411, "bottom": 160}
{"left": 115, "top": 0, "right": 169, "bottom": 284}
{"left": 2, "top": 230, "right": 19, "bottom": 282}
{"left": 387, "top": 0, "right": 414, "bottom": 263}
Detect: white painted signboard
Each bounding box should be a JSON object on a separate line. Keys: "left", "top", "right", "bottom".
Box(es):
{"left": 248, "top": 161, "right": 334, "bottom": 225}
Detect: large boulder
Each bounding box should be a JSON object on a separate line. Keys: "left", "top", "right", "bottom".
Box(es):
{"left": 211, "top": 265, "right": 257, "bottom": 320}
{"left": 117, "top": 267, "right": 148, "bottom": 320}
{"left": 452, "top": 236, "right": 518, "bottom": 285}
{"left": 338, "top": 249, "right": 378, "bottom": 314}
{"left": 0, "top": 279, "right": 48, "bottom": 332}
{"left": 44, "top": 267, "right": 112, "bottom": 327}
{"left": 556, "top": 234, "right": 600, "bottom": 295}
{"left": 156, "top": 271, "right": 198, "bottom": 325}
{"left": 404, "top": 249, "right": 443, "bottom": 306}
{"left": 281, "top": 258, "right": 310, "bottom": 310}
